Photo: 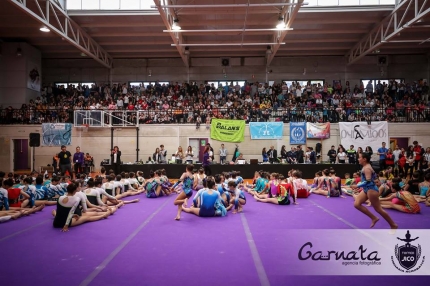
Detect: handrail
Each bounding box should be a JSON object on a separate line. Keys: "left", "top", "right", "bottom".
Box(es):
{"left": 0, "top": 107, "right": 428, "bottom": 125}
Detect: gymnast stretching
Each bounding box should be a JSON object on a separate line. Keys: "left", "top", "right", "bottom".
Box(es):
{"left": 53, "top": 182, "right": 111, "bottom": 232}
{"left": 172, "top": 164, "right": 195, "bottom": 221}
{"left": 379, "top": 183, "right": 420, "bottom": 213}
{"left": 353, "top": 152, "right": 398, "bottom": 229}
{"left": 182, "top": 176, "right": 223, "bottom": 217}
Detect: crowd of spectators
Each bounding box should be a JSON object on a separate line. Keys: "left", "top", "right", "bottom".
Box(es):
{"left": 0, "top": 79, "right": 429, "bottom": 125}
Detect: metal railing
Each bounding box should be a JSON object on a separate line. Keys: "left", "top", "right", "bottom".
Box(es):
{"left": 0, "top": 107, "right": 429, "bottom": 126}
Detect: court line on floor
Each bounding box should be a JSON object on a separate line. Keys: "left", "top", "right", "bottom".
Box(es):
{"left": 240, "top": 212, "right": 271, "bottom": 286}
{"left": 0, "top": 219, "right": 51, "bottom": 242}
{"left": 308, "top": 197, "right": 393, "bottom": 251}
{"left": 79, "top": 197, "right": 172, "bottom": 286}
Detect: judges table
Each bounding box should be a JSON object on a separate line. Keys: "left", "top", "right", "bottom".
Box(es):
{"left": 101, "top": 163, "right": 360, "bottom": 179}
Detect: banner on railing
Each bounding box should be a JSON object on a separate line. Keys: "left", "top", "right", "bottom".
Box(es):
{"left": 290, "top": 122, "right": 306, "bottom": 145}
{"left": 339, "top": 121, "right": 388, "bottom": 153}
{"left": 249, "top": 122, "right": 283, "bottom": 140}
{"left": 307, "top": 122, "right": 330, "bottom": 139}
{"left": 210, "top": 119, "right": 245, "bottom": 143}
{"left": 42, "top": 123, "right": 72, "bottom": 146}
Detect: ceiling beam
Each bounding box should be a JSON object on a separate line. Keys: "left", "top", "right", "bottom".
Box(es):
{"left": 266, "top": 0, "right": 304, "bottom": 66}
{"left": 346, "top": 0, "right": 430, "bottom": 65}
{"left": 153, "top": 0, "right": 188, "bottom": 67}
{"left": 8, "top": 0, "right": 112, "bottom": 68}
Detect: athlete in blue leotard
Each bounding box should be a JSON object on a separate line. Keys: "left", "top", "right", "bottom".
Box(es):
{"left": 228, "top": 181, "right": 246, "bottom": 213}
{"left": 182, "top": 177, "right": 222, "bottom": 217}
{"left": 353, "top": 152, "right": 397, "bottom": 229}
{"left": 172, "top": 164, "right": 195, "bottom": 221}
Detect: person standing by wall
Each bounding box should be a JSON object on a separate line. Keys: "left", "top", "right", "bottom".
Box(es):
{"left": 219, "top": 144, "right": 228, "bottom": 164}
{"left": 268, "top": 146, "right": 278, "bottom": 164}
{"left": 73, "top": 146, "right": 84, "bottom": 175}
{"left": 203, "top": 145, "right": 212, "bottom": 175}
{"left": 377, "top": 142, "right": 388, "bottom": 171}
{"left": 58, "top": 145, "right": 73, "bottom": 179}
{"left": 159, "top": 145, "right": 167, "bottom": 163}
{"left": 327, "top": 145, "right": 337, "bottom": 164}
{"left": 110, "top": 146, "right": 122, "bottom": 175}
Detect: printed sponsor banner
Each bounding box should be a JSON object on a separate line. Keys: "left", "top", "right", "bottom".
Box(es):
{"left": 339, "top": 121, "right": 388, "bottom": 153}
{"left": 41, "top": 123, "right": 72, "bottom": 146}
{"left": 307, "top": 122, "right": 330, "bottom": 139}
{"left": 290, "top": 122, "right": 306, "bottom": 145}
{"left": 249, "top": 122, "right": 284, "bottom": 140}
{"left": 210, "top": 119, "right": 245, "bottom": 143}
{"left": 283, "top": 229, "right": 430, "bottom": 276}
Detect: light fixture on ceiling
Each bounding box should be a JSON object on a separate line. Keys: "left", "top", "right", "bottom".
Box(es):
{"left": 266, "top": 45, "right": 272, "bottom": 55}
{"left": 148, "top": 69, "right": 152, "bottom": 77}
{"left": 276, "top": 17, "right": 285, "bottom": 30}
{"left": 80, "top": 52, "right": 87, "bottom": 57}
{"left": 184, "top": 46, "right": 190, "bottom": 55}
{"left": 16, "top": 48, "right": 22, "bottom": 57}
{"left": 172, "top": 19, "right": 181, "bottom": 30}
{"left": 40, "top": 27, "right": 50, "bottom": 32}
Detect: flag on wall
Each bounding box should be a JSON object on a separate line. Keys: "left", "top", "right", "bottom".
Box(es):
{"left": 289, "top": 122, "right": 306, "bottom": 145}
{"left": 210, "top": 119, "right": 245, "bottom": 143}
{"left": 339, "top": 121, "right": 388, "bottom": 153}
{"left": 307, "top": 122, "right": 330, "bottom": 139}
{"left": 41, "top": 123, "right": 72, "bottom": 146}
{"left": 249, "top": 122, "right": 283, "bottom": 139}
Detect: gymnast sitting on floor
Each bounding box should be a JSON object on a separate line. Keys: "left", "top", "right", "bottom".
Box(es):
{"left": 291, "top": 170, "right": 310, "bottom": 200}
{"left": 310, "top": 171, "right": 322, "bottom": 189}
{"left": 227, "top": 181, "right": 246, "bottom": 213}
{"left": 53, "top": 179, "right": 116, "bottom": 218}
{"left": 144, "top": 170, "right": 164, "bottom": 198}
{"left": 136, "top": 171, "right": 145, "bottom": 187}
{"left": 254, "top": 177, "right": 295, "bottom": 205}
{"left": 0, "top": 179, "right": 37, "bottom": 222}
{"left": 95, "top": 177, "right": 139, "bottom": 205}
{"left": 379, "top": 183, "right": 421, "bottom": 214}
{"left": 312, "top": 169, "right": 344, "bottom": 198}
{"left": 182, "top": 176, "right": 223, "bottom": 218}
{"left": 102, "top": 174, "right": 142, "bottom": 202}
{"left": 244, "top": 171, "right": 269, "bottom": 195}
{"left": 53, "top": 182, "right": 111, "bottom": 232}
{"left": 80, "top": 178, "right": 123, "bottom": 212}
{"left": 172, "top": 164, "right": 195, "bottom": 221}
{"left": 193, "top": 168, "right": 206, "bottom": 191}
{"left": 121, "top": 172, "right": 145, "bottom": 194}
{"left": 214, "top": 174, "right": 229, "bottom": 207}
{"left": 6, "top": 178, "right": 45, "bottom": 214}
{"left": 257, "top": 173, "right": 279, "bottom": 198}
{"left": 231, "top": 171, "right": 244, "bottom": 185}
{"left": 414, "top": 172, "right": 430, "bottom": 203}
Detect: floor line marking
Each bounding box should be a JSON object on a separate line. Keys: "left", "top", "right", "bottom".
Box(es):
{"left": 80, "top": 197, "right": 172, "bottom": 286}
{"left": 0, "top": 219, "right": 51, "bottom": 242}
{"left": 240, "top": 212, "right": 271, "bottom": 286}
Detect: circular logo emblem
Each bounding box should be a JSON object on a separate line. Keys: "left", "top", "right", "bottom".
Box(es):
{"left": 291, "top": 127, "right": 305, "bottom": 142}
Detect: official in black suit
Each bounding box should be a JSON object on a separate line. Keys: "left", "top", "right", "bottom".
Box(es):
{"left": 268, "top": 146, "right": 278, "bottom": 164}
{"left": 110, "top": 146, "right": 122, "bottom": 175}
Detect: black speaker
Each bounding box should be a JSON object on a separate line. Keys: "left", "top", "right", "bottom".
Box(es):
{"left": 29, "top": 133, "right": 40, "bottom": 147}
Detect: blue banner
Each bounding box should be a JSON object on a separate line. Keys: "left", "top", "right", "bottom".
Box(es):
{"left": 249, "top": 122, "right": 284, "bottom": 140}
{"left": 290, "top": 122, "right": 306, "bottom": 145}
{"left": 42, "top": 123, "right": 72, "bottom": 146}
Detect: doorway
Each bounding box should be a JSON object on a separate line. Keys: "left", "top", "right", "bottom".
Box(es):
{"left": 13, "top": 139, "right": 30, "bottom": 171}
{"left": 188, "top": 138, "right": 208, "bottom": 163}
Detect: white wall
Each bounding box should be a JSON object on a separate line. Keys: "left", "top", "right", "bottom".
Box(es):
{"left": 0, "top": 42, "right": 41, "bottom": 108}
{"left": 0, "top": 122, "right": 429, "bottom": 173}
{"left": 42, "top": 54, "right": 429, "bottom": 85}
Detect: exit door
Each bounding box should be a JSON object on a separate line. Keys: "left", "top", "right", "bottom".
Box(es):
{"left": 13, "top": 139, "right": 30, "bottom": 170}
{"left": 188, "top": 138, "right": 208, "bottom": 162}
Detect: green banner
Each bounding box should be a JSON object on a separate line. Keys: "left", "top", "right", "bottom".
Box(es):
{"left": 210, "top": 119, "right": 245, "bottom": 143}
